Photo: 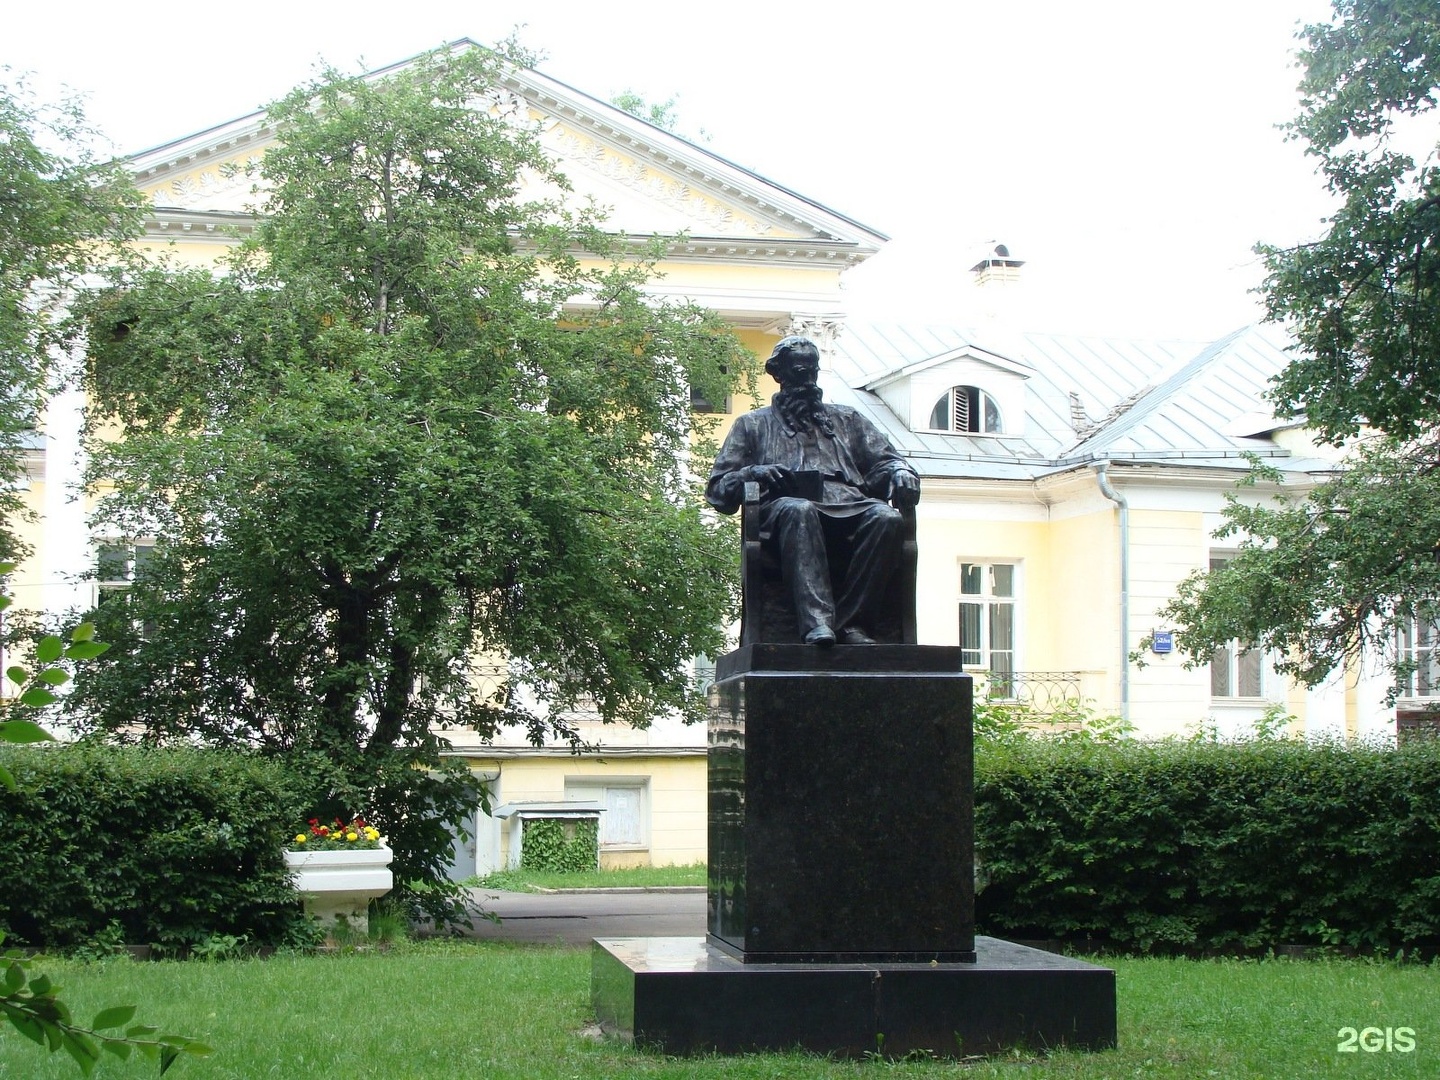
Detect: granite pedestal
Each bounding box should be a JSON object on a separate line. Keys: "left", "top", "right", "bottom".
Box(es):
{"left": 591, "top": 644, "right": 1117, "bottom": 1057}
{"left": 709, "top": 644, "right": 974, "bottom": 962}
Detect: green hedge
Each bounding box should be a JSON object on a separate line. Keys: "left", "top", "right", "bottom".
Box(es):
{"left": 0, "top": 744, "right": 315, "bottom": 950}
{"left": 974, "top": 737, "right": 1440, "bottom": 953}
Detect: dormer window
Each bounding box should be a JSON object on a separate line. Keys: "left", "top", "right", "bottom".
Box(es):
{"left": 929, "top": 386, "right": 1001, "bottom": 434}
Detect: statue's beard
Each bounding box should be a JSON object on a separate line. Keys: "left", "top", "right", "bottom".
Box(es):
{"left": 774, "top": 384, "right": 834, "bottom": 436}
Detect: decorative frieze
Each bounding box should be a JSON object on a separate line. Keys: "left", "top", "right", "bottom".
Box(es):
{"left": 156, "top": 156, "right": 264, "bottom": 212}
{"left": 547, "top": 124, "right": 775, "bottom": 237}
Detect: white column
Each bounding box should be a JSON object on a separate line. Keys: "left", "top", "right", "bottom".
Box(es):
{"left": 40, "top": 380, "right": 92, "bottom": 620}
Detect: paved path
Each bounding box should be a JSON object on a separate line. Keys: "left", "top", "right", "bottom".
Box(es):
{"left": 456, "top": 888, "right": 706, "bottom": 945}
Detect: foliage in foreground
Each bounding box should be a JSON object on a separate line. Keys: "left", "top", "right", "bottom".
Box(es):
{"left": 0, "top": 744, "right": 313, "bottom": 951}
{"left": 0, "top": 951, "right": 210, "bottom": 1078}
{"left": 1, "top": 591, "right": 208, "bottom": 1073}
{"left": 974, "top": 734, "right": 1440, "bottom": 953}
{"left": 62, "top": 42, "right": 753, "bottom": 925}
{"left": 1162, "top": 0, "right": 1440, "bottom": 687}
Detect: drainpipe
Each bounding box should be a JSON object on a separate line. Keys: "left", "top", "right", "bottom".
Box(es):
{"left": 1095, "top": 462, "right": 1130, "bottom": 725}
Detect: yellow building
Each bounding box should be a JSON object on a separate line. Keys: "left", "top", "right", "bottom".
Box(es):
{"left": 24, "top": 42, "right": 883, "bottom": 874}
{"left": 19, "top": 45, "right": 1404, "bottom": 879}
{"left": 829, "top": 311, "right": 1391, "bottom": 744}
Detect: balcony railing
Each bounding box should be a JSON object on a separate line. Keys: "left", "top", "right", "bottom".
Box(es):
{"left": 983, "top": 670, "right": 1085, "bottom": 713}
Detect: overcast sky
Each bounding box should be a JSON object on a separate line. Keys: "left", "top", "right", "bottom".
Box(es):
{"left": 6, "top": 0, "right": 1337, "bottom": 340}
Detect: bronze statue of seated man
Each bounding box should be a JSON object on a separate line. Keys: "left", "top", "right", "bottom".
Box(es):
{"left": 705, "top": 336, "right": 920, "bottom": 646}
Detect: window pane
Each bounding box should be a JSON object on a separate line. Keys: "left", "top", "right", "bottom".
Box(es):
{"left": 989, "top": 599, "right": 1014, "bottom": 691}
{"left": 1420, "top": 621, "right": 1440, "bottom": 650}
{"left": 97, "top": 546, "right": 129, "bottom": 583}
{"left": 960, "top": 564, "right": 982, "bottom": 595}
{"left": 929, "top": 393, "right": 951, "bottom": 431}
{"left": 960, "top": 602, "right": 982, "bottom": 655}
{"left": 989, "top": 602, "right": 1014, "bottom": 652}
{"left": 982, "top": 392, "right": 1001, "bottom": 433}
{"left": 991, "top": 564, "right": 1014, "bottom": 598}
{"left": 1210, "top": 646, "right": 1231, "bottom": 696}
{"left": 1417, "top": 616, "right": 1440, "bottom": 694}
{"left": 1418, "top": 647, "right": 1440, "bottom": 696}
{"left": 989, "top": 648, "right": 1014, "bottom": 693}
{"left": 1237, "top": 647, "right": 1262, "bottom": 697}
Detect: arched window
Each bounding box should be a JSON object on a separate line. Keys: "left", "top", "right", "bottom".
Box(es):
{"left": 929, "top": 386, "right": 1001, "bottom": 433}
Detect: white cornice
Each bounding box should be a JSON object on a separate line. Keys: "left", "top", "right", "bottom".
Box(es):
{"left": 916, "top": 477, "right": 1045, "bottom": 505}
{"left": 912, "top": 457, "right": 1326, "bottom": 508}
{"left": 136, "top": 207, "right": 864, "bottom": 272}
{"left": 1041, "top": 459, "right": 1325, "bottom": 496}
{"left": 668, "top": 238, "right": 869, "bottom": 267}
{"left": 129, "top": 119, "right": 273, "bottom": 185}
{"left": 143, "top": 209, "right": 255, "bottom": 244}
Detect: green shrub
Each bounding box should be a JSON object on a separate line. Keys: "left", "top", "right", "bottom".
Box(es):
{"left": 519, "top": 817, "right": 598, "bottom": 874}
{"left": 974, "top": 736, "right": 1440, "bottom": 953}
{"left": 0, "top": 743, "right": 316, "bottom": 950}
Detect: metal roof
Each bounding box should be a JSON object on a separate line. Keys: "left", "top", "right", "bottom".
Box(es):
{"left": 822, "top": 321, "right": 1328, "bottom": 482}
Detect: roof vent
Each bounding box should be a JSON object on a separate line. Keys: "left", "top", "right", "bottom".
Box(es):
{"left": 969, "top": 242, "right": 1025, "bottom": 286}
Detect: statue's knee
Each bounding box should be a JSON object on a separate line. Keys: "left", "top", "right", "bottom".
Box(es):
{"left": 771, "top": 496, "right": 819, "bottom": 525}
{"left": 870, "top": 504, "right": 903, "bottom": 532}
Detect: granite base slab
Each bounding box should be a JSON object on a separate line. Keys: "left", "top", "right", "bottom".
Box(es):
{"left": 591, "top": 936, "right": 1117, "bottom": 1058}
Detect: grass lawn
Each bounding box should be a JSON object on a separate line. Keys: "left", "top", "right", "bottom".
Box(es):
{"left": 475, "top": 862, "right": 707, "bottom": 892}
{"left": 1, "top": 943, "right": 1434, "bottom": 1079}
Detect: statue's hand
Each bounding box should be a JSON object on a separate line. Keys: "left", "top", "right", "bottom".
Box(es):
{"left": 745, "top": 463, "right": 792, "bottom": 489}
{"left": 888, "top": 471, "right": 920, "bottom": 508}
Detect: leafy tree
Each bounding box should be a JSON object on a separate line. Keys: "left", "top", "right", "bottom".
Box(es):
{"left": 1262, "top": 0, "right": 1440, "bottom": 442}
{"left": 1158, "top": 0, "right": 1440, "bottom": 697}
{"left": 0, "top": 75, "right": 143, "bottom": 563}
{"left": 612, "top": 91, "right": 710, "bottom": 143}
{"left": 66, "top": 43, "right": 751, "bottom": 916}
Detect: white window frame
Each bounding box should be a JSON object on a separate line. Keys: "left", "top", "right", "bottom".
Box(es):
{"left": 1206, "top": 555, "right": 1269, "bottom": 701}
{"left": 959, "top": 560, "right": 1019, "bottom": 695}
{"left": 94, "top": 540, "right": 156, "bottom": 607}
{"left": 929, "top": 385, "right": 1002, "bottom": 435}
{"left": 1396, "top": 608, "right": 1440, "bottom": 699}
{"left": 564, "top": 776, "right": 650, "bottom": 851}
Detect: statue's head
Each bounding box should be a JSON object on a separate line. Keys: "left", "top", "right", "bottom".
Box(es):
{"left": 765, "top": 336, "right": 821, "bottom": 388}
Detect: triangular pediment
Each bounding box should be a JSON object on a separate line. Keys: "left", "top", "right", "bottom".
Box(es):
{"left": 861, "top": 345, "right": 1033, "bottom": 393}
{"left": 851, "top": 344, "right": 1033, "bottom": 440}
{"left": 128, "top": 41, "right": 884, "bottom": 269}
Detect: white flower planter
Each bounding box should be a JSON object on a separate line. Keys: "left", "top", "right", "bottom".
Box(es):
{"left": 283, "top": 845, "right": 393, "bottom": 935}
